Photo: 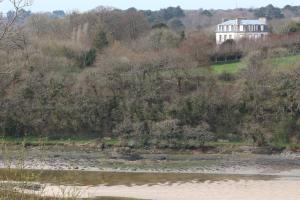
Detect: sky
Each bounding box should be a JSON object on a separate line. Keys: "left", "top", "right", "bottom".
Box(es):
{"left": 1, "top": 0, "right": 299, "bottom": 13}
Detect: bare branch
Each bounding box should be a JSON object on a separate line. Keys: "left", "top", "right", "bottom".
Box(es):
{"left": 0, "top": 0, "right": 33, "bottom": 41}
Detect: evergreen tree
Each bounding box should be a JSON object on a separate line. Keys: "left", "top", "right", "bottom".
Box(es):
{"left": 94, "top": 30, "right": 109, "bottom": 50}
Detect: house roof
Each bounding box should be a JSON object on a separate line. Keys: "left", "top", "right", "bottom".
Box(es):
{"left": 218, "top": 19, "right": 266, "bottom": 26}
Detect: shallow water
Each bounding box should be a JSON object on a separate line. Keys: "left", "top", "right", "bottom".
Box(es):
{"left": 0, "top": 169, "right": 279, "bottom": 186}
{"left": 1, "top": 146, "right": 300, "bottom": 199}
{"left": 2, "top": 168, "right": 300, "bottom": 200}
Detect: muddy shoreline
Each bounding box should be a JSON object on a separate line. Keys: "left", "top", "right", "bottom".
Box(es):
{"left": 0, "top": 145, "right": 300, "bottom": 176}
{"left": 1, "top": 145, "right": 300, "bottom": 200}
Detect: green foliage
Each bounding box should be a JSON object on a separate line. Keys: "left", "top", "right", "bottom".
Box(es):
{"left": 152, "top": 23, "right": 169, "bottom": 29}
{"left": 94, "top": 31, "right": 109, "bottom": 50}
{"left": 254, "top": 4, "right": 284, "bottom": 19}
{"left": 148, "top": 29, "right": 182, "bottom": 49}
{"left": 117, "top": 120, "right": 214, "bottom": 149}
{"left": 218, "top": 72, "right": 236, "bottom": 81}
{"left": 2, "top": 5, "right": 300, "bottom": 150}
{"left": 286, "top": 22, "right": 300, "bottom": 33}
{"left": 63, "top": 47, "right": 96, "bottom": 68}
{"left": 169, "top": 19, "right": 185, "bottom": 32}
{"left": 162, "top": 6, "right": 185, "bottom": 21}
{"left": 283, "top": 5, "right": 300, "bottom": 16}
{"left": 201, "top": 10, "right": 213, "bottom": 17}
{"left": 84, "top": 48, "right": 97, "bottom": 66}
{"left": 143, "top": 6, "right": 185, "bottom": 24}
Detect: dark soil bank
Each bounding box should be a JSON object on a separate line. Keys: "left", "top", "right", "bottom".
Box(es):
{"left": 1, "top": 145, "right": 300, "bottom": 176}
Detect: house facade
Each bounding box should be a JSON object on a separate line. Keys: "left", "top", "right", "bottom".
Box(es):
{"left": 215, "top": 18, "right": 269, "bottom": 45}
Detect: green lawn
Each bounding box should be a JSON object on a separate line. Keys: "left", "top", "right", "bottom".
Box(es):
{"left": 267, "top": 54, "right": 300, "bottom": 71}
{"left": 212, "top": 61, "right": 245, "bottom": 74}
{"left": 211, "top": 54, "right": 300, "bottom": 74}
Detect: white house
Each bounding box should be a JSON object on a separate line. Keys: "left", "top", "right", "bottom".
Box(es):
{"left": 215, "top": 18, "right": 269, "bottom": 45}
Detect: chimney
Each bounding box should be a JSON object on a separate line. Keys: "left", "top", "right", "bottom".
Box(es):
{"left": 236, "top": 18, "right": 243, "bottom": 25}
{"left": 259, "top": 17, "right": 267, "bottom": 24}
{"left": 222, "top": 18, "right": 229, "bottom": 22}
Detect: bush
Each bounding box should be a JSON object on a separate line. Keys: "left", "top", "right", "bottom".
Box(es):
{"left": 180, "top": 33, "right": 215, "bottom": 66}
{"left": 83, "top": 48, "right": 97, "bottom": 66}
{"left": 268, "top": 47, "right": 289, "bottom": 58}
{"left": 147, "top": 29, "right": 181, "bottom": 50}
{"left": 63, "top": 47, "right": 97, "bottom": 67}
{"left": 115, "top": 119, "right": 214, "bottom": 149}
{"left": 94, "top": 31, "right": 109, "bottom": 50}
{"left": 218, "top": 72, "right": 236, "bottom": 81}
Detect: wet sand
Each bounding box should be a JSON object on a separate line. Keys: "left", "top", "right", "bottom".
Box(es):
{"left": 2, "top": 146, "right": 300, "bottom": 200}
{"left": 35, "top": 179, "right": 300, "bottom": 200}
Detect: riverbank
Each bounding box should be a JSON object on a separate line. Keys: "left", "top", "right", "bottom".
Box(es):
{"left": 1, "top": 145, "right": 300, "bottom": 176}
{"left": 2, "top": 136, "right": 300, "bottom": 153}
{"left": 1, "top": 144, "right": 300, "bottom": 200}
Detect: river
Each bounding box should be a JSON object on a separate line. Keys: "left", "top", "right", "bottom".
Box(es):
{"left": 1, "top": 146, "right": 300, "bottom": 199}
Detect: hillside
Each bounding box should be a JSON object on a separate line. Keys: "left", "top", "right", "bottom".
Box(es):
{"left": 0, "top": 2, "right": 300, "bottom": 150}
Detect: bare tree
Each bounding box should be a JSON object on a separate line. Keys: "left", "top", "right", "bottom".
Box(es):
{"left": 180, "top": 33, "right": 215, "bottom": 67}
{"left": 0, "top": 0, "right": 32, "bottom": 41}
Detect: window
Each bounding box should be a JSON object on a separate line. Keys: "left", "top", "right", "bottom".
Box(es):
{"left": 241, "top": 26, "right": 247, "bottom": 31}
{"left": 239, "top": 25, "right": 243, "bottom": 31}
{"left": 224, "top": 35, "right": 227, "bottom": 40}
{"left": 219, "top": 35, "right": 222, "bottom": 42}
{"left": 231, "top": 25, "right": 234, "bottom": 31}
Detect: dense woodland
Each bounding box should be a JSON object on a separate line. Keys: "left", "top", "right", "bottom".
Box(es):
{"left": 1, "top": 3, "right": 300, "bottom": 149}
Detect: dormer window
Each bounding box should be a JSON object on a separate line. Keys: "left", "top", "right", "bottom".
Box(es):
{"left": 216, "top": 18, "right": 269, "bottom": 44}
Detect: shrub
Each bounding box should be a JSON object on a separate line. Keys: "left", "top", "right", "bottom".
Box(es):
{"left": 94, "top": 30, "right": 109, "bottom": 50}
{"left": 218, "top": 72, "right": 236, "bottom": 81}
{"left": 180, "top": 33, "right": 215, "bottom": 66}
{"left": 63, "top": 47, "right": 97, "bottom": 67}
{"left": 268, "top": 47, "right": 289, "bottom": 58}
{"left": 147, "top": 29, "right": 181, "bottom": 50}
{"left": 115, "top": 119, "right": 214, "bottom": 149}
{"left": 83, "top": 48, "right": 97, "bottom": 66}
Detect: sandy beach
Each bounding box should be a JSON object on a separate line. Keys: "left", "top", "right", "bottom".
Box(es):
{"left": 36, "top": 179, "right": 300, "bottom": 200}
